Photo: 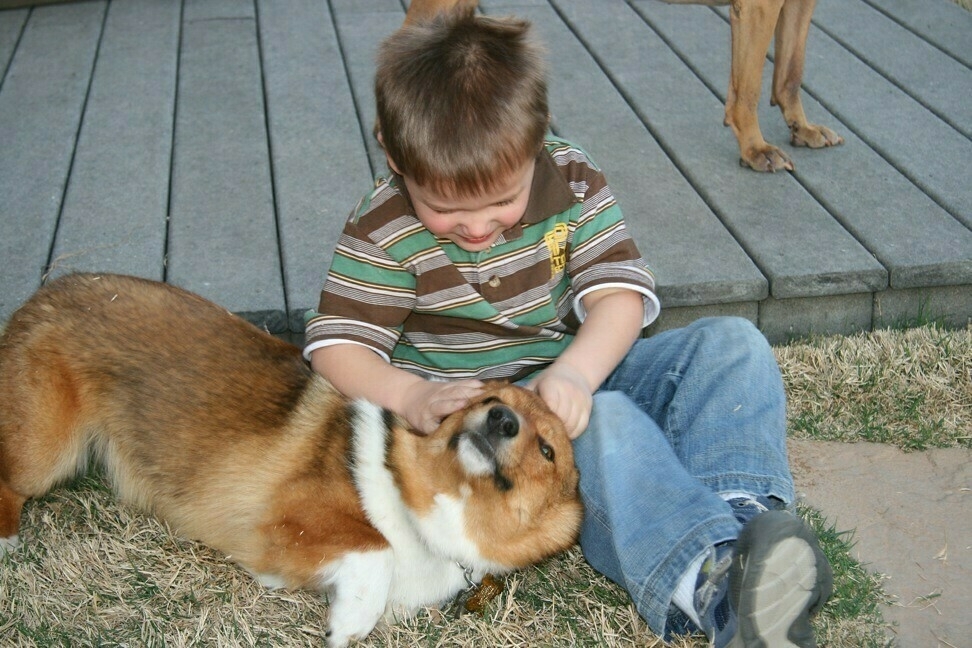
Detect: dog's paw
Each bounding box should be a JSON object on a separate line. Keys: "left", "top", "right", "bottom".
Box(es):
{"left": 325, "top": 610, "right": 384, "bottom": 648}
{"left": 325, "top": 599, "right": 385, "bottom": 648}
{"left": 321, "top": 550, "right": 393, "bottom": 648}
{"left": 740, "top": 145, "right": 794, "bottom": 172}
{"left": 324, "top": 627, "right": 356, "bottom": 648}
{"left": 790, "top": 123, "right": 843, "bottom": 149}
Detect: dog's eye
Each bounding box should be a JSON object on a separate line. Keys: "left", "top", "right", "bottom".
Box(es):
{"left": 539, "top": 439, "right": 555, "bottom": 462}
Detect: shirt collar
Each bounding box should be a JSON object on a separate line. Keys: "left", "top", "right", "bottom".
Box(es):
{"left": 520, "top": 145, "right": 580, "bottom": 224}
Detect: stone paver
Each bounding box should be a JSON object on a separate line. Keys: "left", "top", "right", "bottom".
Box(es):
{"left": 789, "top": 439, "right": 972, "bottom": 647}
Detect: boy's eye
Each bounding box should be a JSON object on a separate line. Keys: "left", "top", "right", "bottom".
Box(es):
{"left": 494, "top": 199, "right": 514, "bottom": 207}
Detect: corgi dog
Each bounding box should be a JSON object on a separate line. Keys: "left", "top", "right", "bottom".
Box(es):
{"left": 0, "top": 273, "right": 582, "bottom": 648}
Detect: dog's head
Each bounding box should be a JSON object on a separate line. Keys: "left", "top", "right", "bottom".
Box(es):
{"left": 391, "top": 382, "right": 582, "bottom": 571}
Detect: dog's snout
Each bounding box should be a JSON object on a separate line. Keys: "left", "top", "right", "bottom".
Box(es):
{"left": 487, "top": 405, "right": 518, "bottom": 438}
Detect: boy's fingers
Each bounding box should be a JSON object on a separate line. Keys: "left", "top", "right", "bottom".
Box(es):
{"left": 569, "top": 410, "right": 589, "bottom": 439}
{"left": 417, "top": 380, "right": 485, "bottom": 434}
{"left": 453, "top": 379, "right": 485, "bottom": 396}
{"left": 439, "top": 381, "right": 484, "bottom": 408}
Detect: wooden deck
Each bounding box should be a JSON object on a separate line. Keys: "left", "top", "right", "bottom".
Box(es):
{"left": 1, "top": 0, "right": 970, "bottom": 342}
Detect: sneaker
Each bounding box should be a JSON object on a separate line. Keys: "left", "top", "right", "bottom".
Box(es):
{"left": 694, "top": 541, "right": 737, "bottom": 646}
{"left": 689, "top": 495, "right": 786, "bottom": 644}
{"left": 725, "top": 494, "right": 787, "bottom": 526}
{"left": 696, "top": 510, "right": 833, "bottom": 648}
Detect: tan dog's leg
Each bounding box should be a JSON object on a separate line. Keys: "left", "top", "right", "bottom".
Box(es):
{"left": 771, "top": 0, "right": 842, "bottom": 149}
{"left": 404, "top": 0, "right": 477, "bottom": 25}
{"left": 726, "top": 0, "right": 792, "bottom": 172}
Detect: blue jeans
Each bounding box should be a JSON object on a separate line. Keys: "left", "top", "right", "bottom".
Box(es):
{"left": 573, "top": 317, "right": 794, "bottom": 636}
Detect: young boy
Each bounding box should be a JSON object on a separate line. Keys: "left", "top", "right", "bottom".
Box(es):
{"left": 304, "top": 12, "right": 832, "bottom": 647}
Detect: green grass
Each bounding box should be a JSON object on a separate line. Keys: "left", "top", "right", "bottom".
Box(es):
{"left": 800, "top": 506, "right": 891, "bottom": 647}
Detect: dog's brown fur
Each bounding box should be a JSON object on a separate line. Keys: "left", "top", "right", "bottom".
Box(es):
{"left": 404, "top": 0, "right": 842, "bottom": 172}
{"left": 0, "top": 273, "right": 582, "bottom": 647}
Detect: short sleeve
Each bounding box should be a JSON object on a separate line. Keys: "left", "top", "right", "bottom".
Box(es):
{"left": 559, "top": 149, "right": 659, "bottom": 326}
{"left": 303, "top": 217, "right": 417, "bottom": 361}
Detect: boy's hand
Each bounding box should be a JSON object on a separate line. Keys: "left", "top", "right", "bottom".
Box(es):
{"left": 528, "top": 288, "right": 646, "bottom": 439}
{"left": 529, "top": 364, "right": 592, "bottom": 439}
{"left": 401, "top": 379, "right": 484, "bottom": 435}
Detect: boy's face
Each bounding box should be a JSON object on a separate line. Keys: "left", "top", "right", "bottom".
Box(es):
{"left": 397, "top": 159, "right": 536, "bottom": 252}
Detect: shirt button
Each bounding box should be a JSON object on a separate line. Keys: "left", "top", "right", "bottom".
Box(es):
{"left": 488, "top": 275, "right": 501, "bottom": 288}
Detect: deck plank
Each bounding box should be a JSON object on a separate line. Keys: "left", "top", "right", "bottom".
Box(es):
{"left": 711, "top": 3, "right": 972, "bottom": 227}
{"left": 634, "top": 1, "right": 972, "bottom": 292}
{"left": 0, "top": 6, "right": 26, "bottom": 76}
{"left": 329, "top": 0, "right": 403, "bottom": 177}
{"left": 553, "top": 0, "right": 887, "bottom": 306}
{"left": 813, "top": 0, "right": 971, "bottom": 139}
{"left": 168, "top": 0, "right": 285, "bottom": 331}
{"left": 0, "top": 0, "right": 968, "bottom": 336}
{"left": 807, "top": 19, "right": 972, "bottom": 227}
{"left": 256, "top": 0, "right": 374, "bottom": 330}
{"left": 0, "top": 2, "right": 105, "bottom": 322}
{"left": 485, "top": 0, "right": 767, "bottom": 321}
{"left": 47, "top": 0, "right": 180, "bottom": 283}
{"left": 862, "top": 0, "right": 972, "bottom": 68}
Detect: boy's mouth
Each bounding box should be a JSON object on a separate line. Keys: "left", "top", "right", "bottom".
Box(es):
{"left": 453, "top": 232, "right": 498, "bottom": 250}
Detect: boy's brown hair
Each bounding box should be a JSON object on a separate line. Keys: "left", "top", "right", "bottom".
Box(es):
{"left": 375, "top": 12, "right": 548, "bottom": 198}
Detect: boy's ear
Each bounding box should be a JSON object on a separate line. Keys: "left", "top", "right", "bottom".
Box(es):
{"left": 385, "top": 154, "right": 403, "bottom": 176}
{"left": 377, "top": 132, "right": 404, "bottom": 176}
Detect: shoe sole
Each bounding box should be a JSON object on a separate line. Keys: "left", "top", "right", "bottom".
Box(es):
{"left": 727, "top": 510, "right": 833, "bottom": 648}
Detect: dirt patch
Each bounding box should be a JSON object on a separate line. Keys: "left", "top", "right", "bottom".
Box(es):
{"left": 788, "top": 439, "right": 971, "bottom": 647}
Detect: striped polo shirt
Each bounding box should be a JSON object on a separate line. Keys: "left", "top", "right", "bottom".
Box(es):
{"left": 304, "top": 138, "right": 659, "bottom": 382}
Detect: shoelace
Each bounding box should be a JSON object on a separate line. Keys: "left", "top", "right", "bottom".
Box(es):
{"left": 694, "top": 546, "right": 733, "bottom": 617}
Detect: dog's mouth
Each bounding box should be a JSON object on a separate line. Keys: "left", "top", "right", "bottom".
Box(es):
{"left": 452, "top": 402, "right": 519, "bottom": 491}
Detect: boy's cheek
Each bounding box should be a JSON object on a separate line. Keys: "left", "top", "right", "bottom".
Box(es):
{"left": 412, "top": 209, "right": 452, "bottom": 236}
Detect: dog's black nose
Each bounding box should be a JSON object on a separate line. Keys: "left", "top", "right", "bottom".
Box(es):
{"left": 487, "top": 405, "right": 518, "bottom": 438}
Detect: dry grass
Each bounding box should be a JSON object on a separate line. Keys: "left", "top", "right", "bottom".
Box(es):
{"left": 1, "top": 475, "right": 689, "bottom": 648}
{"left": 3, "top": 324, "right": 968, "bottom": 646}
{"left": 776, "top": 324, "right": 971, "bottom": 450}
{"left": 0, "top": 478, "right": 884, "bottom": 648}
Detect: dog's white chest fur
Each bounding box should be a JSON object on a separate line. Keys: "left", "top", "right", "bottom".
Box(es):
{"left": 317, "top": 400, "right": 500, "bottom": 648}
